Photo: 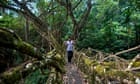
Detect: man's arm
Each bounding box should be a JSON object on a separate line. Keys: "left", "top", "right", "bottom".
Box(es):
{"left": 72, "top": 40, "right": 76, "bottom": 45}
{"left": 64, "top": 41, "right": 67, "bottom": 46}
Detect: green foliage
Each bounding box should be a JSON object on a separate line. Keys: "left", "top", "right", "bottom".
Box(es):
{"left": 25, "top": 69, "right": 49, "bottom": 84}
{"left": 0, "top": 14, "right": 24, "bottom": 29}
{"left": 130, "top": 11, "right": 140, "bottom": 24}
{"left": 77, "top": 20, "right": 135, "bottom": 53}
{"left": 76, "top": 0, "right": 138, "bottom": 58}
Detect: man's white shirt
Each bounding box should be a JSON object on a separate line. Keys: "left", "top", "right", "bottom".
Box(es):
{"left": 66, "top": 40, "right": 74, "bottom": 51}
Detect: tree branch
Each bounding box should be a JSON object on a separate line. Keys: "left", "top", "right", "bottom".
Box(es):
{"left": 0, "top": 4, "right": 21, "bottom": 13}
{"left": 79, "top": 0, "right": 92, "bottom": 27}
{"left": 72, "top": 0, "right": 82, "bottom": 10}
{"left": 38, "top": 6, "right": 57, "bottom": 18}
{"left": 55, "top": 0, "right": 77, "bottom": 25}
{"left": 73, "top": 0, "right": 93, "bottom": 39}
{"left": 55, "top": 0, "right": 66, "bottom": 6}
{"left": 115, "top": 45, "right": 140, "bottom": 56}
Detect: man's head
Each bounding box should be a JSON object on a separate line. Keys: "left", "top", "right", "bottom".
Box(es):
{"left": 68, "top": 36, "right": 72, "bottom": 41}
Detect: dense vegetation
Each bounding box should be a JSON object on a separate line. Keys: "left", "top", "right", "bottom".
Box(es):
{"left": 0, "top": 0, "right": 140, "bottom": 83}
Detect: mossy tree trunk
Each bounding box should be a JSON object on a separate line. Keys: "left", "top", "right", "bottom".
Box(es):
{"left": 0, "top": 28, "right": 65, "bottom": 83}
{"left": 0, "top": 28, "right": 42, "bottom": 60}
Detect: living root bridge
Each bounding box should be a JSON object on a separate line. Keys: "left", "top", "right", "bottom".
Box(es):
{"left": 73, "top": 46, "right": 140, "bottom": 84}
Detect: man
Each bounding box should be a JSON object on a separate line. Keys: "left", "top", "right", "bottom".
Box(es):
{"left": 64, "top": 37, "right": 75, "bottom": 64}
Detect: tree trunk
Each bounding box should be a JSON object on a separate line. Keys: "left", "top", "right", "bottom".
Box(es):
{"left": 24, "top": 18, "right": 30, "bottom": 61}
{"left": 56, "top": 0, "right": 92, "bottom": 40}
{"left": 135, "top": 24, "right": 140, "bottom": 45}
{"left": 24, "top": 18, "right": 29, "bottom": 42}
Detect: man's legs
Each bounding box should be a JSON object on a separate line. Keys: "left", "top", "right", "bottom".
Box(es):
{"left": 67, "top": 51, "right": 73, "bottom": 63}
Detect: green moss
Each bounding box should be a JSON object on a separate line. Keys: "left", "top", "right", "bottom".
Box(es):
{"left": 103, "top": 62, "right": 116, "bottom": 68}
{"left": 95, "top": 65, "right": 107, "bottom": 75}
{"left": 83, "top": 57, "right": 93, "bottom": 66}
{"left": 132, "top": 62, "right": 140, "bottom": 67}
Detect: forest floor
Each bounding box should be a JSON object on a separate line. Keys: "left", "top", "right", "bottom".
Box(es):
{"left": 63, "top": 63, "right": 88, "bottom": 84}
